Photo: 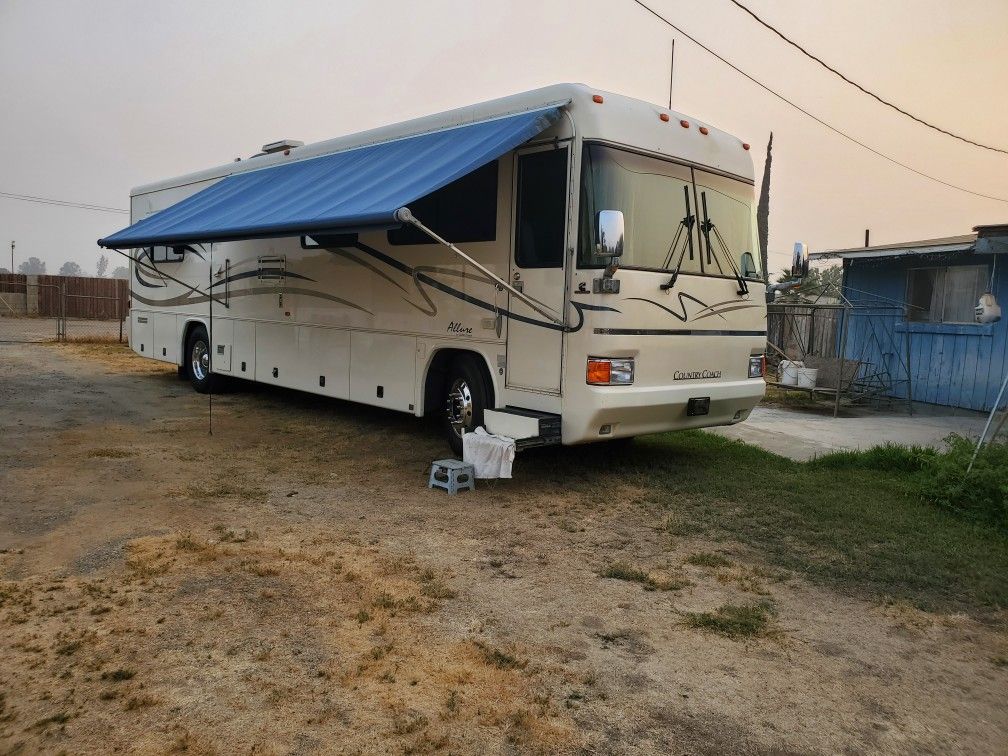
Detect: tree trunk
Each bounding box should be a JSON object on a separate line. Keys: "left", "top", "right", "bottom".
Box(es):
{"left": 756, "top": 132, "right": 773, "bottom": 282}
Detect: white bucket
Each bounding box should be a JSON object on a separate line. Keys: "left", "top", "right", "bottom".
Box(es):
{"left": 778, "top": 360, "right": 802, "bottom": 386}
{"left": 796, "top": 367, "right": 818, "bottom": 389}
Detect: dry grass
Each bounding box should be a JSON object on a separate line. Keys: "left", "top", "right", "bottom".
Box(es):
{"left": 0, "top": 530, "right": 576, "bottom": 754}
{"left": 54, "top": 342, "right": 175, "bottom": 373}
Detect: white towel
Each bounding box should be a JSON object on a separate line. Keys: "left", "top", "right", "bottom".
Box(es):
{"left": 462, "top": 426, "right": 516, "bottom": 479}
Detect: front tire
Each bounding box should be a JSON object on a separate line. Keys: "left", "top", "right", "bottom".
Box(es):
{"left": 441, "top": 355, "right": 491, "bottom": 455}
{"left": 186, "top": 325, "right": 219, "bottom": 394}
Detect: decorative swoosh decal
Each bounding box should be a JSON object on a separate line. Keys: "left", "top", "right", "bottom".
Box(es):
{"left": 209, "top": 269, "right": 315, "bottom": 289}
{"left": 623, "top": 294, "right": 723, "bottom": 323}
{"left": 131, "top": 286, "right": 372, "bottom": 315}
{"left": 692, "top": 303, "right": 761, "bottom": 321}
{"left": 349, "top": 241, "right": 617, "bottom": 332}
{"left": 133, "top": 238, "right": 619, "bottom": 333}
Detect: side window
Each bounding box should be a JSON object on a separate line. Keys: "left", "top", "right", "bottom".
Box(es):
{"left": 150, "top": 246, "right": 184, "bottom": 263}
{"left": 515, "top": 147, "right": 568, "bottom": 269}
{"left": 388, "top": 161, "right": 498, "bottom": 245}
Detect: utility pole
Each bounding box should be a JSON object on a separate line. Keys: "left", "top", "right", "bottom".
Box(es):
{"left": 9, "top": 241, "right": 13, "bottom": 273}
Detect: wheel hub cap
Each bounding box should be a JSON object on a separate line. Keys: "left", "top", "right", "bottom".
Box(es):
{"left": 192, "top": 341, "right": 209, "bottom": 381}
{"left": 446, "top": 379, "right": 473, "bottom": 436}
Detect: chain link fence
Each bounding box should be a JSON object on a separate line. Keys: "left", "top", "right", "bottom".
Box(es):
{"left": 0, "top": 273, "right": 128, "bottom": 344}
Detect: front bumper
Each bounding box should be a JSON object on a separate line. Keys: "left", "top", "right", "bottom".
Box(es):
{"left": 561, "top": 378, "right": 765, "bottom": 444}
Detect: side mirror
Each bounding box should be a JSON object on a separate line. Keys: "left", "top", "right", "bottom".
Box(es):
{"left": 596, "top": 210, "right": 625, "bottom": 263}
{"left": 791, "top": 242, "right": 809, "bottom": 278}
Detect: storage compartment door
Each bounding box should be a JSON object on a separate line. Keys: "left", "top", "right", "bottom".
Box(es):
{"left": 350, "top": 332, "right": 417, "bottom": 411}
{"left": 132, "top": 311, "right": 153, "bottom": 356}
{"left": 233, "top": 320, "right": 255, "bottom": 378}
{"left": 211, "top": 319, "right": 233, "bottom": 373}
{"left": 299, "top": 325, "right": 350, "bottom": 399}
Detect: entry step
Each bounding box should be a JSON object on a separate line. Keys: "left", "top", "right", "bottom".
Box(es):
{"left": 484, "top": 406, "right": 561, "bottom": 450}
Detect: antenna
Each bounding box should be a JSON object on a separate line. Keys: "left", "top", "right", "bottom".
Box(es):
{"left": 668, "top": 39, "right": 675, "bottom": 110}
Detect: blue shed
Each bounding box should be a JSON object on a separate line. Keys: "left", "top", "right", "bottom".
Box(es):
{"left": 813, "top": 224, "right": 1008, "bottom": 412}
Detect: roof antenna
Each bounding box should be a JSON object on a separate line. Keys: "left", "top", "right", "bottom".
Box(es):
{"left": 668, "top": 39, "right": 676, "bottom": 110}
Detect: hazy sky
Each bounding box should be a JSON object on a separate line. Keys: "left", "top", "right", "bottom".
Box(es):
{"left": 2, "top": 0, "right": 1006, "bottom": 276}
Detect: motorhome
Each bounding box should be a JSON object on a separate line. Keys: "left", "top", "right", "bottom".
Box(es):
{"left": 99, "top": 84, "right": 774, "bottom": 453}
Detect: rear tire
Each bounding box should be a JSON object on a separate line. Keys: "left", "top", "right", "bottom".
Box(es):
{"left": 186, "top": 325, "right": 220, "bottom": 394}
{"left": 441, "top": 355, "right": 491, "bottom": 455}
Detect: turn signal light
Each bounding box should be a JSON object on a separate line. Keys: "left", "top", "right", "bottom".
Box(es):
{"left": 587, "top": 358, "right": 635, "bottom": 385}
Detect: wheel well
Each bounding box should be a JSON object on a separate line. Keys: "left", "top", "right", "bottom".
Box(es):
{"left": 422, "top": 349, "right": 495, "bottom": 417}
{"left": 179, "top": 319, "right": 206, "bottom": 366}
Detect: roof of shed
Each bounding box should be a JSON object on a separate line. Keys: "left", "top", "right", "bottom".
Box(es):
{"left": 811, "top": 234, "right": 977, "bottom": 260}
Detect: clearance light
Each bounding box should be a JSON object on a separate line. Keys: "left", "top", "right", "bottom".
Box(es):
{"left": 742, "top": 142, "right": 751, "bottom": 150}
{"left": 592, "top": 94, "right": 604, "bottom": 104}
{"left": 659, "top": 113, "right": 670, "bottom": 122}
{"left": 699, "top": 126, "right": 709, "bottom": 135}
{"left": 587, "top": 357, "right": 634, "bottom": 385}
{"left": 748, "top": 355, "right": 766, "bottom": 379}
{"left": 680, "top": 119, "right": 690, "bottom": 128}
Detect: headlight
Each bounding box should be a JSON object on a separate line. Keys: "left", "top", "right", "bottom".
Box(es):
{"left": 587, "top": 357, "right": 635, "bottom": 385}
{"left": 748, "top": 355, "right": 766, "bottom": 379}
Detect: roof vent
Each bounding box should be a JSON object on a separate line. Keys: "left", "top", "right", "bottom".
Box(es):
{"left": 261, "top": 139, "right": 304, "bottom": 155}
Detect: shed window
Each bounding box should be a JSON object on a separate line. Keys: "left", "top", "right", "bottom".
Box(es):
{"left": 906, "top": 265, "right": 988, "bottom": 323}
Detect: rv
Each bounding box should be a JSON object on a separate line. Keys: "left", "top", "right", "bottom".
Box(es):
{"left": 100, "top": 84, "right": 772, "bottom": 453}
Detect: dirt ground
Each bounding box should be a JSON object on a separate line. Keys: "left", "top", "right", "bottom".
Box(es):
{"left": 1, "top": 343, "right": 1006, "bottom": 755}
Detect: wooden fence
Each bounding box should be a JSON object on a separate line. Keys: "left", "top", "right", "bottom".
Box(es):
{"left": 0, "top": 273, "right": 128, "bottom": 319}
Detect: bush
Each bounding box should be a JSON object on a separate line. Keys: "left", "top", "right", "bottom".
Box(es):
{"left": 923, "top": 435, "right": 1008, "bottom": 525}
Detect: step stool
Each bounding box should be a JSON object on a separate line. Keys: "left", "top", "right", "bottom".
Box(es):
{"left": 428, "top": 459, "right": 475, "bottom": 495}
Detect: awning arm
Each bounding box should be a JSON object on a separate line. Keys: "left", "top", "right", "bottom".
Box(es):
{"left": 394, "top": 207, "right": 565, "bottom": 327}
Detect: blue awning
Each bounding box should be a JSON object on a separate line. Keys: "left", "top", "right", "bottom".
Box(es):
{"left": 99, "top": 104, "right": 563, "bottom": 249}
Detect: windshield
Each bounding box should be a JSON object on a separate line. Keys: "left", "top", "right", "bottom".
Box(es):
{"left": 578, "top": 144, "right": 762, "bottom": 280}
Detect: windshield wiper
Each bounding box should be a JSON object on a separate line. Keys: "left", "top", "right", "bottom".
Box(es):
{"left": 699, "top": 191, "right": 749, "bottom": 296}
{"left": 659, "top": 186, "right": 696, "bottom": 291}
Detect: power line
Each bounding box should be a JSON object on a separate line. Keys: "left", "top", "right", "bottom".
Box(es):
{"left": 630, "top": 0, "right": 1008, "bottom": 204}
{"left": 727, "top": 0, "right": 1008, "bottom": 156}
{"left": 0, "top": 190, "right": 128, "bottom": 214}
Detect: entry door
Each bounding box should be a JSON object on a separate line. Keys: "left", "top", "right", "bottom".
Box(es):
{"left": 505, "top": 144, "right": 571, "bottom": 393}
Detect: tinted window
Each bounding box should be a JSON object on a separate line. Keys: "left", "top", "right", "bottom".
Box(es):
{"left": 388, "top": 160, "right": 498, "bottom": 245}
{"left": 515, "top": 148, "right": 569, "bottom": 269}
{"left": 149, "top": 246, "right": 184, "bottom": 263}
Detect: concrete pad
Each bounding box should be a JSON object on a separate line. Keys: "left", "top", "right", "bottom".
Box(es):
{"left": 707, "top": 405, "right": 989, "bottom": 461}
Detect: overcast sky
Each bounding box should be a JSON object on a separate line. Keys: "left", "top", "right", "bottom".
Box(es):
{"left": 2, "top": 0, "right": 1006, "bottom": 276}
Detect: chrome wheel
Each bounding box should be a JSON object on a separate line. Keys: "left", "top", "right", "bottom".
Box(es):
{"left": 191, "top": 340, "right": 209, "bottom": 381}
{"left": 446, "top": 378, "right": 473, "bottom": 437}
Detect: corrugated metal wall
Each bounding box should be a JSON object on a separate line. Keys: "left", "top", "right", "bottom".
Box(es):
{"left": 842, "top": 252, "right": 1007, "bottom": 411}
